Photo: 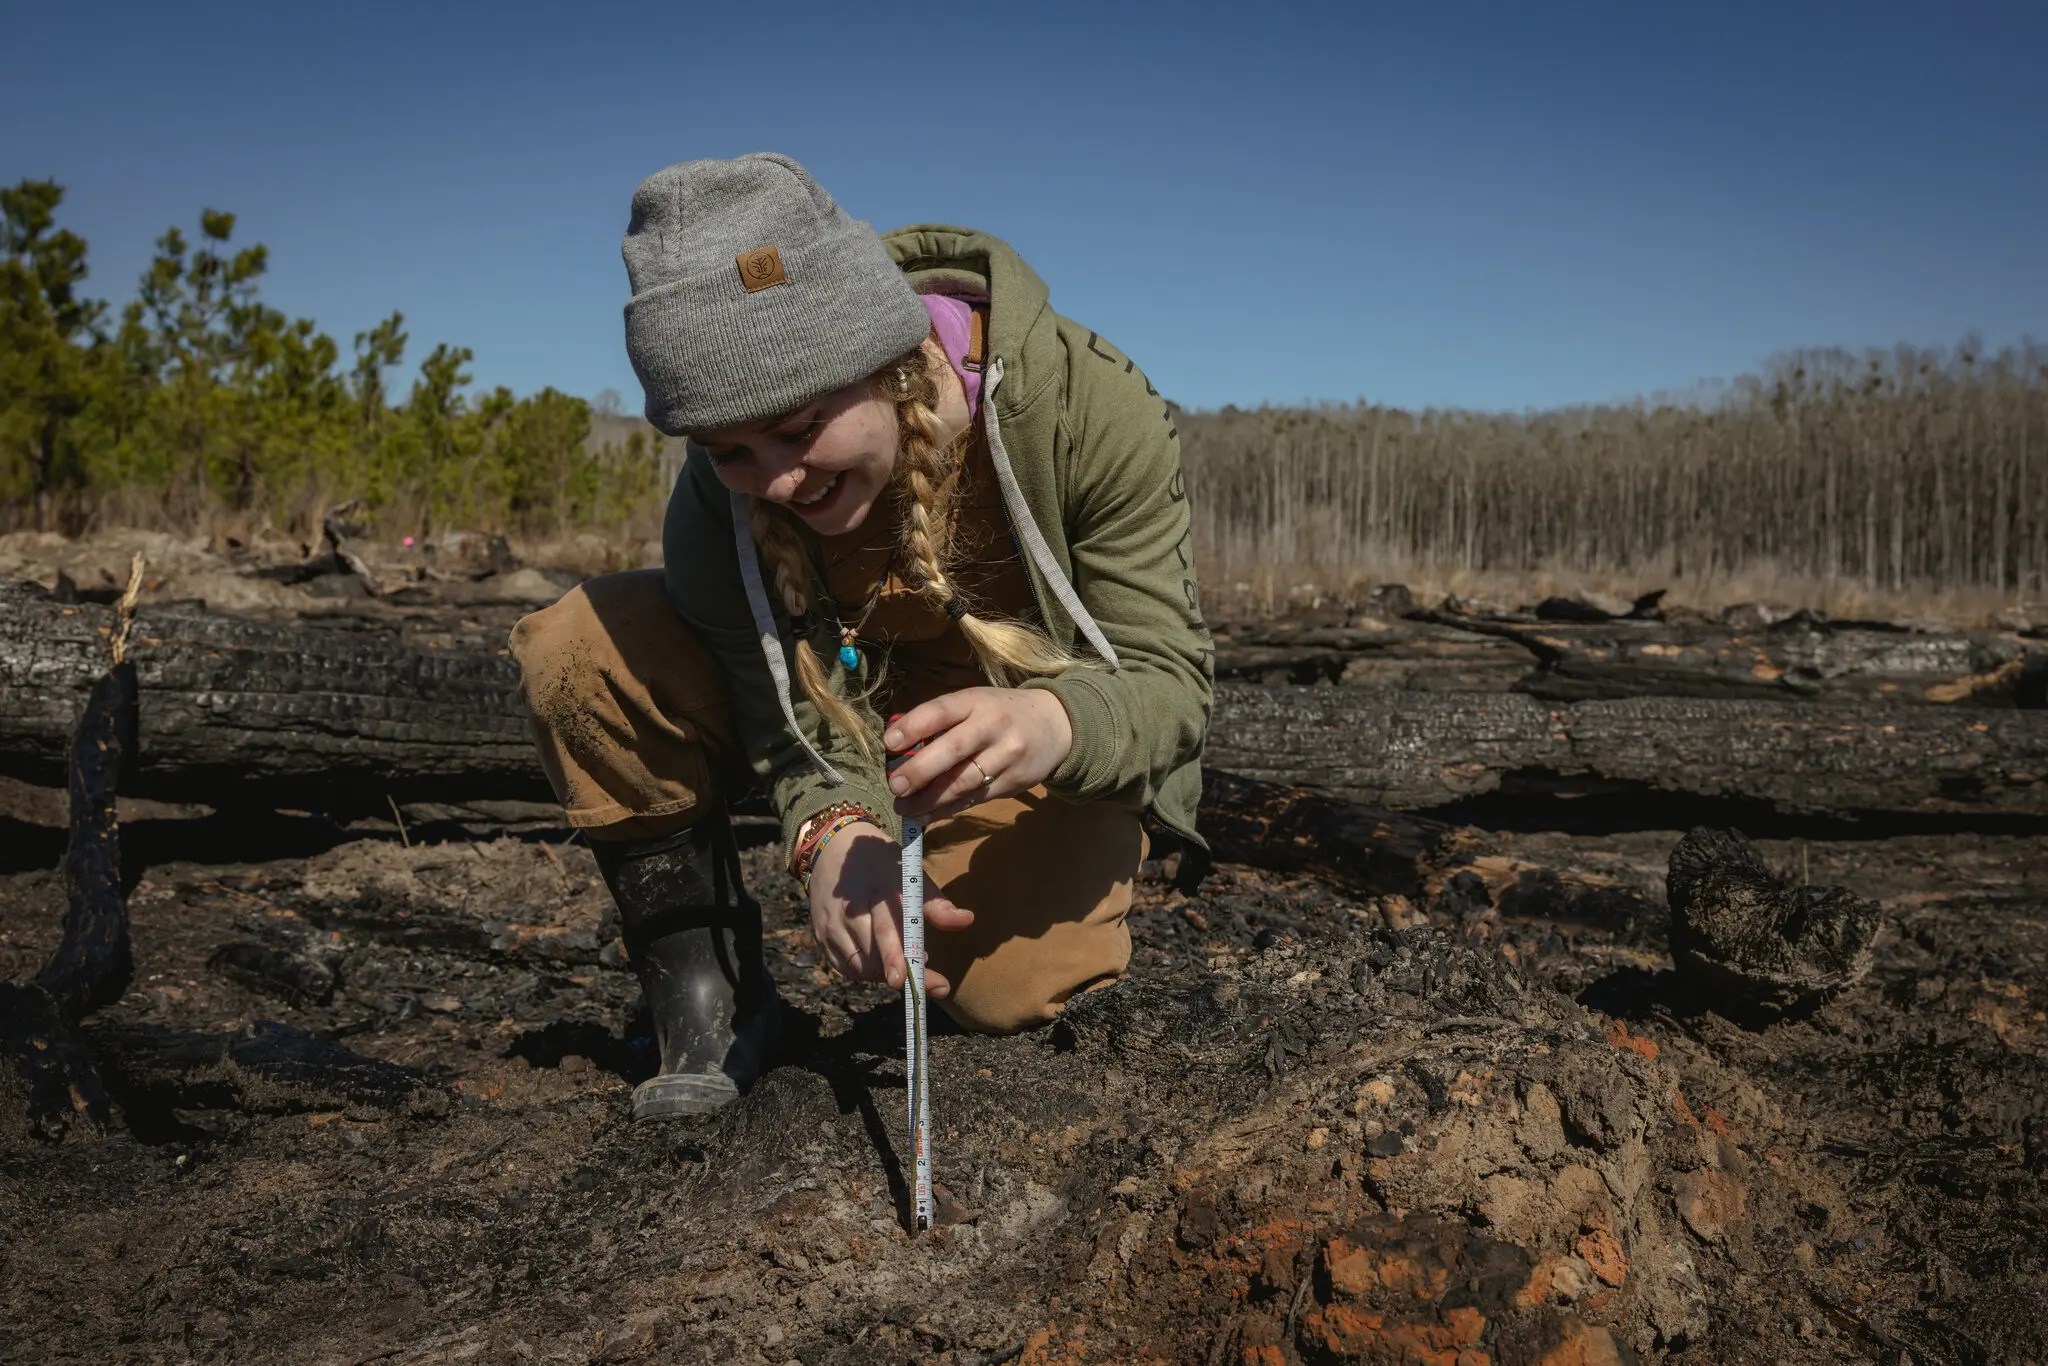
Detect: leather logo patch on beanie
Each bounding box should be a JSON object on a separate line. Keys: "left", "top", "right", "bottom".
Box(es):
{"left": 736, "top": 246, "right": 788, "bottom": 293}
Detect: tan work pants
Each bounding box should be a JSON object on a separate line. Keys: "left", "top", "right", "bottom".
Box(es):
{"left": 509, "top": 570, "right": 1142, "bottom": 1034}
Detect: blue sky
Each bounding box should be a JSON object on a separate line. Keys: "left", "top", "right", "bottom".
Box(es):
{"left": 5, "top": 1, "right": 2042, "bottom": 414}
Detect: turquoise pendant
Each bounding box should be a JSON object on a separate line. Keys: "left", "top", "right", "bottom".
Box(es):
{"left": 838, "top": 643, "right": 861, "bottom": 671}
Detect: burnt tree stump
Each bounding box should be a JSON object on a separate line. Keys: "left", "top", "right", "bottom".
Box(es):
{"left": 1, "top": 661, "right": 137, "bottom": 1138}
{"left": 2, "top": 574, "right": 437, "bottom": 1139}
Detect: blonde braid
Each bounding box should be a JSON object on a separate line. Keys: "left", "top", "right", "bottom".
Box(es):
{"left": 881, "top": 347, "right": 1083, "bottom": 686}
{"left": 732, "top": 337, "right": 1086, "bottom": 772}
{"left": 896, "top": 394, "right": 963, "bottom": 594}
{"left": 746, "top": 498, "right": 879, "bottom": 759}
{"left": 748, "top": 497, "right": 814, "bottom": 620}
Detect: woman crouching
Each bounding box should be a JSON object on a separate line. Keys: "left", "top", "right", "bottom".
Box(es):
{"left": 511, "top": 153, "right": 1213, "bottom": 1120}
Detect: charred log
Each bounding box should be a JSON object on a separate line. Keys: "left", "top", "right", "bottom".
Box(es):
{"left": 1204, "top": 684, "right": 2048, "bottom": 819}
{"left": 1212, "top": 620, "right": 1535, "bottom": 691}
{"left": 1222, "top": 612, "right": 2045, "bottom": 706}
{"left": 0, "top": 578, "right": 544, "bottom": 808}
{"left": 5, "top": 581, "right": 2045, "bottom": 823}
{"left": 1486, "top": 617, "right": 2043, "bottom": 707}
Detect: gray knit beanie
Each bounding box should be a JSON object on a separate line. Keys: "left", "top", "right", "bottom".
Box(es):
{"left": 621, "top": 153, "right": 932, "bottom": 435}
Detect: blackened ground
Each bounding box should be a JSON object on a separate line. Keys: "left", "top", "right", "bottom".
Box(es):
{"left": 2, "top": 811, "right": 2043, "bottom": 1364}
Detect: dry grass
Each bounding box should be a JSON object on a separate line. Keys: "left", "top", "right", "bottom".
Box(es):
{"left": 1184, "top": 339, "right": 2047, "bottom": 625}
{"left": 17, "top": 339, "right": 2043, "bottom": 630}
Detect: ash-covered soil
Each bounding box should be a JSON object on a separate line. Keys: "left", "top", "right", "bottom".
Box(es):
{"left": 3, "top": 816, "right": 2044, "bottom": 1363}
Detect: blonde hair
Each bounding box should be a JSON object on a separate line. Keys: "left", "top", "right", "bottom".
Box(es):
{"left": 746, "top": 338, "right": 1083, "bottom": 758}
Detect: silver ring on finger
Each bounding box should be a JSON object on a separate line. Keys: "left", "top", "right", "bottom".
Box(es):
{"left": 968, "top": 758, "right": 994, "bottom": 789}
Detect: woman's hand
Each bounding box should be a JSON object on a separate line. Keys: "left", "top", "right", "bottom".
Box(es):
{"left": 884, "top": 687, "right": 1073, "bottom": 820}
{"left": 805, "top": 822, "right": 974, "bottom": 996}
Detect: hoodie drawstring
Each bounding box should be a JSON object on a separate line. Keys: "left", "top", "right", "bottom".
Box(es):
{"left": 732, "top": 355, "right": 1119, "bottom": 783}
{"left": 732, "top": 488, "right": 846, "bottom": 785}
{"left": 979, "top": 357, "right": 1121, "bottom": 670}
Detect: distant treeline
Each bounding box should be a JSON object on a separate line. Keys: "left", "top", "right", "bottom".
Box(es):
{"left": 1182, "top": 340, "right": 2048, "bottom": 598}
{"left": 1, "top": 180, "right": 657, "bottom": 536}
{"left": 7, "top": 180, "right": 2042, "bottom": 603}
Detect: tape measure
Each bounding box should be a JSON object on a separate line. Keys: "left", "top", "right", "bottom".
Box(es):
{"left": 900, "top": 812, "right": 934, "bottom": 1232}
{"left": 888, "top": 718, "right": 935, "bottom": 1233}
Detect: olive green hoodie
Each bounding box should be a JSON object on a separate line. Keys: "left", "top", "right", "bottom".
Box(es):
{"left": 660, "top": 225, "right": 1214, "bottom": 852}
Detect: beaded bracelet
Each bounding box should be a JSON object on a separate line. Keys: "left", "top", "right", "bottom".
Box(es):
{"left": 796, "top": 813, "right": 870, "bottom": 898}
{"left": 788, "top": 800, "right": 879, "bottom": 880}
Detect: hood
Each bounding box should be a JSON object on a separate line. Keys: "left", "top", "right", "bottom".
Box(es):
{"left": 883, "top": 226, "right": 1063, "bottom": 415}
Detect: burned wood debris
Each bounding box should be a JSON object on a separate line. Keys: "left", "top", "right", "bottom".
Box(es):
{"left": 1, "top": 567, "right": 434, "bottom": 1141}
{"left": 1212, "top": 604, "right": 2047, "bottom": 707}
{"left": 0, "top": 577, "right": 545, "bottom": 810}
{"left": 6, "top": 576, "right": 2043, "bottom": 825}
{"left": 1666, "top": 826, "right": 1882, "bottom": 1010}
{"left": 5, "top": 565, "right": 2047, "bottom": 1359}
{"left": 0, "top": 660, "right": 138, "bottom": 1137}
{"left": 1205, "top": 684, "right": 2048, "bottom": 818}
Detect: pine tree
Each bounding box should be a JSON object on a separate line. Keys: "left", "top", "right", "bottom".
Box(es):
{"left": 0, "top": 180, "right": 107, "bottom": 528}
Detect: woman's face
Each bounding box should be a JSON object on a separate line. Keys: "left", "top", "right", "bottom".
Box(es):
{"left": 692, "top": 375, "right": 903, "bottom": 538}
{"left": 692, "top": 338, "right": 968, "bottom": 538}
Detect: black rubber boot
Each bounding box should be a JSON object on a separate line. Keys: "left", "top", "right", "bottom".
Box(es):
{"left": 592, "top": 813, "right": 780, "bottom": 1120}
